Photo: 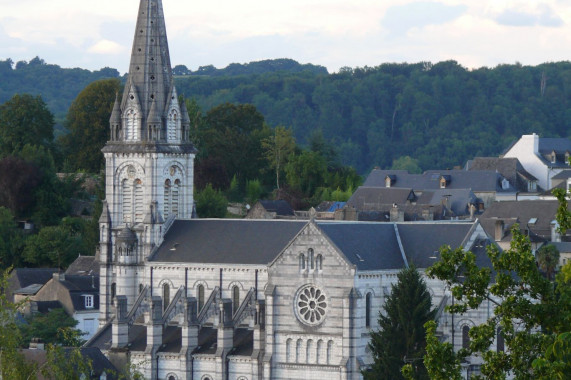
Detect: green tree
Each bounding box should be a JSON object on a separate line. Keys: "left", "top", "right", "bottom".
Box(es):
{"left": 60, "top": 78, "right": 121, "bottom": 172}
{"left": 537, "top": 244, "right": 560, "bottom": 281}
{"left": 196, "top": 184, "right": 228, "bottom": 218}
{"left": 20, "top": 309, "right": 84, "bottom": 347}
{"left": 245, "top": 179, "right": 263, "bottom": 205}
{"left": 0, "top": 207, "right": 25, "bottom": 269}
{"left": 0, "top": 156, "right": 42, "bottom": 218}
{"left": 261, "top": 126, "right": 296, "bottom": 190}
{"left": 417, "top": 226, "right": 571, "bottom": 380}
{"left": 366, "top": 266, "right": 435, "bottom": 380}
{"left": 0, "top": 94, "right": 54, "bottom": 157}
{"left": 23, "top": 225, "right": 87, "bottom": 268}
{"left": 285, "top": 151, "right": 327, "bottom": 196}
{"left": 391, "top": 155, "right": 422, "bottom": 174}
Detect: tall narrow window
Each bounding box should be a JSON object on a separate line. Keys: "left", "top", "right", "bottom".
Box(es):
{"left": 134, "top": 179, "right": 143, "bottom": 223}
{"left": 232, "top": 286, "right": 240, "bottom": 314}
{"left": 462, "top": 325, "right": 470, "bottom": 349}
{"left": 111, "top": 283, "right": 116, "bottom": 300}
{"left": 126, "top": 109, "right": 139, "bottom": 140}
{"left": 365, "top": 293, "right": 372, "bottom": 328}
{"left": 197, "top": 285, "right": 205, "bottom": 313}
{"left": 163, "top": 283, "right": 170, "bottom": 311}
{"left": 316, "top": 254, "right": 323, "bottom": 271}
{"left": 309, "top": 248, "right": 314, "bottom": 270}
{"left": 122, "top": 179, "right": 132, "bottom": 223}
{"left": 327, "top": 340, "right": 334, "bottom": 364}
{"left": 164, "top": 180, "right": 171, "bottom": 217}
{"left": 167, "top": 110, "right": 178, "bottom": 141}
{"left": 299, "top": 254, "right": 306, "bottom": 270}
{"left": 286, "top": 339, "right": 293, "bottom": 362}
{"left": 317, "top": 340, "right": 324, "bottom": 364}
{"left": 497, "top": 327, "right": 504, "bottom": 352}
{"left": 306, "top": 339, "right": 313, "bottom": 363}
{"left": 172, "top": 179, "right": 180, "bottom": 216}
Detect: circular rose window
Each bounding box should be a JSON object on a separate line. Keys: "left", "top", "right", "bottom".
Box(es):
{"left": 295, "top": 285, "right": 327, "bottom": 326}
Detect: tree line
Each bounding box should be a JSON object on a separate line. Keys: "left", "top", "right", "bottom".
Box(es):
{"left": 3, "top": 57, "right": 571, "bottom": 174}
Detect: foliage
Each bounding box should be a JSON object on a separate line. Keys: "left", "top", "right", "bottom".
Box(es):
{"left": 0, "top": 207, "right": 25, "bottom": 269}
{"left": 20, "top": 308, "right": 85, "bottom": 347}
{"left": 60, "top": 78, "right": 121, "bottom": 172}
{"left": 0, "top": 156, "right": 42, "bottom": 217}
{"left": 196, "top": 184, "right": 228, "bottom": 218}
{"left": 22, "top": 223, "right": 88, "bottom": 268}
{"left": 423, "top": 226, "right": 571, "bottom": 379}
{"left": 0, "top": 94, "right": 54, "bottom": 157}
{"left": 245, "top": 179, "right": 263, "bottom": 205}
{"left": 366, "top": 266, "right": 435, "bottom": 380}
{"left": 536, "top": 244, "right": 560, "bottom": 280}
{"left": 391, "top": 155, "right": 422, "bottom": 174}
{"left": 261, "top": 126, "right": 296, "bottom": 190}
{"left": 285, "top": 151, "right": 327, "bottom": 196}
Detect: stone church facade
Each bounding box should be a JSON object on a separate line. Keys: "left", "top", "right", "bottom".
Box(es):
{"left": 89, "top": 1, "right": 496, "bottom": 379}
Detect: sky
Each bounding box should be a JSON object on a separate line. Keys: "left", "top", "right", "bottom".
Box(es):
{"left": 1, "top": 0, "right": 571, "bottom": 74}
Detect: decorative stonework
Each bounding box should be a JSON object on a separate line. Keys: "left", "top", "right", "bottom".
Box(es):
{"left": 295, "top": 285, "right": 328, "bottom": 326}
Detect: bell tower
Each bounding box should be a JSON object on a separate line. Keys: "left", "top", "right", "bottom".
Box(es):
{"left": 99, "top": 0, "right": 197, "bottom": 324}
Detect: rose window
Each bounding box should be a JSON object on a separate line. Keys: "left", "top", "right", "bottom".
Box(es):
{"left": 295, "top": 285, "right": 327, "bottom": 326}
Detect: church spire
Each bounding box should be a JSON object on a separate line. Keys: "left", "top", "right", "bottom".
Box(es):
{"left": 120, "top": 0, "right": 173, "bottom": 142}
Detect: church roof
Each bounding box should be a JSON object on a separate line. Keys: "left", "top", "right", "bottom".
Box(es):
{"left": 152, "top": 219, "right": 485, "bottom": 271}
{"left": 150, "top": 219, "right": 306, "bottom": 265}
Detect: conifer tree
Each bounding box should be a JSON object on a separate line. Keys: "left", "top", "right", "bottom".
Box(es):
{"left": 365, "top": 266, "right": 435, "bottom": 380}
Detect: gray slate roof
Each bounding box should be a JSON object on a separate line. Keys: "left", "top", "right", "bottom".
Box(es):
{"left": 66, "top": 255, "right": 100, "bottom": 276}
{"left": 363, "top": 169, "right": 512, "bottom": 193}
{"left": 259, "top": 200, "right": 295, "bottom": 216}
{"left": 346, "top": 187, "right": 416, "bottom": 210}
{"left": 151, "top": 220, "right": 306, "bottom": 264}
{"left": 7, "top": 268, "right": 59, "bottom": 302}
{"left": 152, "top": 219, "right": 486, "bottom": 271}
{"left": 467, "top": 157, "right": 539, "bottom": 192}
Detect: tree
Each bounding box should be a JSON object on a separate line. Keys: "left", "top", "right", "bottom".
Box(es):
{"left": 0, "top": 156, "right": 41, "bottom": 217}
{"left": 0, "top": 207, "right": 25, "bottom": 269}
{"left": 22, "top": 225, "right": 87, "bottom": 268}
{"left": 20, "top": 309, "right": 84, "bottom": 347}
{"left": 365, "top": 266, "right": 435, "bottom": 380}
{"left": 60, "top": 78, "right": 121, "bottom": 172}
{"left": 261, "top": 126, "right": 295, "bottom": 190}
{"left": 0, "top": 94, "right": 54, "bottom": 157}
{"left": 195, "top": 184, "right": 228, "bottom": 218}
{"left": 391, "top": 155, "right": 422, "bottom": 174}
{"left": 537, "top": 244, "right": 560, "bottom": 281}
{"left": 417, "top": 226, "right": 571, "bottom": 379}
{"left": 285, "top": 151, "right": 327, "bottom": 196}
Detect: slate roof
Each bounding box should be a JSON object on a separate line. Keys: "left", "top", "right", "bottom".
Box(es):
{"left": 479, "top": 200, "right": 564, "bottom": 242}
{"left": 538, "top": 138, "right": 571, "bottom": 154}
{"left": 66, "top": 255, "right": 100, "bottom": 276}
{"left": 315, "top": 201, "right": 346, "bottom": 212}
{"left": 55, "top": 275, "right": 100, "bottom": 312}
{"left": 363, "top": 169, "right": 513, "bottom": 192}
{"left": 151, "top": 220, "right": 306, "bottom": 264}
{"left": 346, "top": 187, "right": 416, "bottom": 210}
{"left": 551, "top": 170, "right": 571, "bottom": 180}
{"left": 416, "top": 188, "right": 479, "bottom": 216}
{"left": 259, "top": 200, "right": 295, "bottom": 216}
{"left": 467, "top": 157, "right": 539, "bottom": 192}
{"left": 7, "top": 268, "right": 59, "bottom": 302}
{"left": 355, "top": 204, "right": 448, "bottom": 222}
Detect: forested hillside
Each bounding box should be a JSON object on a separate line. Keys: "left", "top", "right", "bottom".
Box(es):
{"left": 2, "top": 57, "right": 571, "bottom": 173}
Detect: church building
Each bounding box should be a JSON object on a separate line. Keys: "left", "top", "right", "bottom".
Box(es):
{"left": 88, "top": 1, "right": 495, "bottom": 379}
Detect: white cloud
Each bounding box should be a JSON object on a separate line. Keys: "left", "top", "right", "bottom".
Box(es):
{"left": 88, "top": 40, "right": 124, "bottom": 55}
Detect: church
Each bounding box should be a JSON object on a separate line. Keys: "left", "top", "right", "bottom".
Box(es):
{"left": 88, "top": 1, "right": 495, "bottom": 379}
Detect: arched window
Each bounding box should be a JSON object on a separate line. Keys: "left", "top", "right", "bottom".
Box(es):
{"left": 232, "top": 286, "right": 240, "bottom": 314}
{"left": 309, "top": 248, "right": 315, "bottom": 270}
{"left": 111, "top": 283, "right": 116, "bottom": 300}
{"left": 306, "top": 339, "right": 313, "bottom": 363}
{"left": 296, "top": 339, "right": 302, "bottom": 363}
{"left": 462, "top": 325, "right": 470, "bottom": 349}
{"left": 327, "top": 340, "right": 334, "bottom": 364}
{"left": 316, "top": 254, "right": 323, "bottom": 271}
{"left": 497, "top": 327, "right": 504, "bottom": 352}
{"left": 126, "top": 109, "right": 139, "bottom": 141}
{"left": 122, "top": 179, "right": 132, "bottom": 223}
{"left": 365, "top": 293, "right": 372, "bottom": 328}
{"left": 172, "top": 179, "right": 180, "bottom": 216}
{"left": 167, "top": 110, "right": 178, "bottom": 141}
{"left": 286, "top": 338, "right": 293, "bottom": 362}
{"left": 164, "top": 179, "right": 171, "bottom": 217}
{"left": 299, "top": 253, "right": 306, "bottom": 270}
{"left": 317, "top": 340, "right": 324, "bottom": 364}
{"left": 163, "top": 283, "right": 170, "bottom": 311}
{"left": 134, "top": 179, "right": 143, "bottom": 223}
{"left": 197, "top": 284, "right": 205, "bottom": 312}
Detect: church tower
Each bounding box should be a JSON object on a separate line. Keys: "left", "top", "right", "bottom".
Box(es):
{"left": 99, "top": 0, "right": 196, "bottom": 323}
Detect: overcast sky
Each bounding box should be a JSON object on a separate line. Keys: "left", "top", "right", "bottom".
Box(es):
{"left": 1, "top": 0, "right": 570, "bottom": 74}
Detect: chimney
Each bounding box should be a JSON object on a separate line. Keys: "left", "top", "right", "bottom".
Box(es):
{"left": 551, "top": 220, "right": 562, "bottom": 242}
{"left": 495, "top": 220, "right": 505, "bottom": 242}
{"left": 469, "top": 204, "right": 476, "bottom": 220}
{"left": 422, "top": 208, "right": 433, "bottom": 221}
{"left": 390, "top": 204, "right": 404, "bottom": 222}
{"left": 29, "top": 338, "right": 45, "bottom": 350}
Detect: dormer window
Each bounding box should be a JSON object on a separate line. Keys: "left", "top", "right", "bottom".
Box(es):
{"left": 385, "top": 177, "right": 391, "bottom": 187}
{"left": 566, "top": 151, "right": 570, "bottom": 165}
{"left": 440, "top": 178, "right": 446, "bottom": 189}
{"left": 551, "top": 150, "right": 557, "bottom": 164}
{"left": 501, "top": 178, "right": 510, "bottom": 190}
{"left": 84, "top": 295, "right": 94, "bottom": 309}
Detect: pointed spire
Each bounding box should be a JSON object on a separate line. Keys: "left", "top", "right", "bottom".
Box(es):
{"left": 110, "top": 94, "right": 121, "bottom": 125}
{"left": 148, "top": 98, "right": 162, "bottom": 125}
{"left": 180, "top": 97, "right": 191, "bottom": 125}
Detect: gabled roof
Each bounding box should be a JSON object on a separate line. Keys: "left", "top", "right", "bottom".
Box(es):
{"left": 467, "top": 157, "right": 539, "bottom": 192}
{"left": 151, "top": 220, "right": 306, "bottom": 264}
{"left": 416, "top": 188, "right": 479, "bottom": 216}
{"left": 65, "top": 255, "right": 99, "bottom": 276}
{"left": 538, "top": 137, "right": 571, "bottom": 154}
{"left": 7, "top": 268, "right": 59, "bottom": 302}
{"left": 346, "top": 187, "right": 416, "bottom": 210}
{"left": 258, "top": 200, "right": 295, "bottom": 216}
{"left": 551, "top": 170, "right": 571, "bottom": 180}
{"left": 363, "top": 169, "right": 512, "bottom": 192}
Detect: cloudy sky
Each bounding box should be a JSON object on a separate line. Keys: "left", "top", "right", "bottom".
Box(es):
{"left": 1, "top": 0, "right": 570, "bottom": 74}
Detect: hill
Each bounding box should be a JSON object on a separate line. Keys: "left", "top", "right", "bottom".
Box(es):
{"left": 1, "top": 57, "right": 571, "bottom": 173}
